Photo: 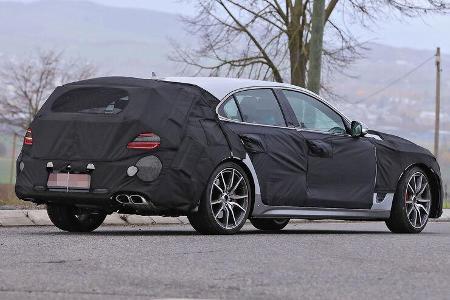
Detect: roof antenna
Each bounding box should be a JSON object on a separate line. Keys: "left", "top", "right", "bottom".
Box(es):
{"left": 151, "top": 72, "right": 158, "bottom": 79}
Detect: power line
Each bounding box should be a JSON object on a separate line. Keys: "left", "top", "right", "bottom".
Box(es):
{"left": 358, "top": 55, "right": 435, "bottom": 102}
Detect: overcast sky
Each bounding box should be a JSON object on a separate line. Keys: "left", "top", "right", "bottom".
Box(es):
{"left": 0, "top": 0, "right": 198, "bottom": 14}
{"left": 0, "top": 0, "right": 448, "bottom": 52}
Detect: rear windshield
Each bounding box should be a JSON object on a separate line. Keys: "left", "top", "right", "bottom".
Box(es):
{"left": 51, "top": 87, "right": 129, "bottom": 114}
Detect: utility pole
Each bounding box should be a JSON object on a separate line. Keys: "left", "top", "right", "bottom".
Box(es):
{"left": 434, "top": 47, "right": 441, "bottom": 159}
{"left": 9, "top": 133, "right": 17, "bottom": 185}
{"left": 307, "top": 0, "right": 325, "bottom": 94}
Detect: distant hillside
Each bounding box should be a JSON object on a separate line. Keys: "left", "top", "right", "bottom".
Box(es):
{"left": 332, "top": 43, "right": 450, "bottom": 146}
{"left": 0, "top": 0, "right": 187, "bottom": 76}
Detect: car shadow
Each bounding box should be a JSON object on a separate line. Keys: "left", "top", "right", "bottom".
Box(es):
{"left": 31, "top": 228, "right": 402, "bottom": 236}
{"left": 22, "top": 223, "right": 441, "bottom": 236}
{"left": 241, "top": 229, "right": 392, "bottom": 235}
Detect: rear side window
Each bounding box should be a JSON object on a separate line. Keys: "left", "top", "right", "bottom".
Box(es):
{"left": 52, "top": 87, "right": 129, "bottom": 114}
{"left": 233, "top": 89, "right": 286, "bottom": 126}
{"left": 219, "top": 96, "right": 242, "bottom": 122}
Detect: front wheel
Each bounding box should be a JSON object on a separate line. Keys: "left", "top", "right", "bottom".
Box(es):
{"left": 188, "top": 162, "right": 252, "bottom": 235}
{"left": 385, "top": 167, "right": 432, "bottom": 234}
{"left": 47, "top": 204, "right": 106, "bottom": 232}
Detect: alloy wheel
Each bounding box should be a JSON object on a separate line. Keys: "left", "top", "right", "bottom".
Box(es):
{"left": 405, "top": 171, "right": 431, "bottom": 229}
{"left": 210, "top": 168, "right": 249, "bottom": 230}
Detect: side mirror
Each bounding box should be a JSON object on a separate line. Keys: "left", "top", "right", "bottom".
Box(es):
{"left": 351, "top": 121, "right": 368, "bottom": 137}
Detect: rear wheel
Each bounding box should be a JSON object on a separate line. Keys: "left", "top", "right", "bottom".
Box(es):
{"left": 47, "top": 204, "right": 106, "bottom": 232}
{"left": 386, "top": 167, "right": 432, "bottom": 234}
{"left": 188, "top": 162, "right": 251, "bottom": 235}
{"left": 250, "top": 218, "right": 289, "bottom": 231}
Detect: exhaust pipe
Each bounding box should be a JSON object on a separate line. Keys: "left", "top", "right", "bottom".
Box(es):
{"left": 115, "top": 194, "right": 149, "bottom": 205}
{"left": 114, "top": 193, "right": 156, "bottom": 213}
{"left": 130, "top": 195, "right": 148, "bottom": 205}
{"left": 116, "top": 194, "right": 130, "bottom": 204}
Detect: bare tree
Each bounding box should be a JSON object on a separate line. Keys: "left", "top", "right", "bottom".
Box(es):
{"left": 0, "top": 50, "right": 98, "bottom": 132}
{"left": 171, "top": 0, "right": 448, "bottom": 90}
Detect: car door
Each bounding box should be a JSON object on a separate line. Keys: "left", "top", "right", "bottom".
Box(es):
{"left": 218, "top": 88, "right": 309, "bottom": 207}
{"left": 279, "top": 89, "right": 377, "bottom": 209}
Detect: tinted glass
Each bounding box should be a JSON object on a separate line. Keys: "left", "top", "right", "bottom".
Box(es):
{"left": 283, "top": 90, "right": 346, "bottom": 133}
{"left": 221, "top": 97, "right": 242, "bottom": 121}
{"left": 233, "top": 89, "right": 286, "bottom": 126}
{"left": 52, "top": 87, "right": 129, "bottom": 114}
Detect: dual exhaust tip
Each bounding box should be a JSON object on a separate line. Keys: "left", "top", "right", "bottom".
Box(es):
{"left": 115, "top": 194, "right": 148, "bottom": 205}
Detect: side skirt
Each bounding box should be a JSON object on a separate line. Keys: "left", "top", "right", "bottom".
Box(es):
{"left": 251, "top": 193, "right": 391, "bottom": 220}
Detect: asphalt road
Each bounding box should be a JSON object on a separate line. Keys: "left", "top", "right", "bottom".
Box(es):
{"left": 1, "top": 222, "right": 450, "bottom": 300}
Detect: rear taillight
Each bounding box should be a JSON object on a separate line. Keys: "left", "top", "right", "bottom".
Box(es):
{"left": 23, "top": 128, "right": 32, "bottom": 145}
{"left": 127, "top": 133, "right": 160, "bottom": 150}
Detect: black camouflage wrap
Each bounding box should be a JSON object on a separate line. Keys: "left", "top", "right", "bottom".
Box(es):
{"left": 368, "top": 130, "right": 442, "bottom": 218}
{"left": 16, "top": 77, "right": 442, "bottom": 218}
{"left": 15, "top": 77, "right": 245, "bottom": 213}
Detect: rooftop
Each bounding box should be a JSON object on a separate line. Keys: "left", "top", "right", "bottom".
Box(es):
{"left": 163, "top": 77, "right": 307, "bottom": 100}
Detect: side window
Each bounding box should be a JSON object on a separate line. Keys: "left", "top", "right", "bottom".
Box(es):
{"left": 233, "top": 89, "right": 286, "bottom": 126}
{"left": 283, "top": 90, "right": 346, "bottom": 134}
{"left": 219, "top": 96, "right": 242, "bottom": 122}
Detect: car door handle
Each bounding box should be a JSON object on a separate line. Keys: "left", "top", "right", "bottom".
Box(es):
{"left": 306, "top": 140, "right": 332, "bottom": 158}
{"left": 239, "top": 134, "right": 265, "bottom": 153}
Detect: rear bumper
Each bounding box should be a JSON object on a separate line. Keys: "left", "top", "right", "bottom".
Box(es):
{"left": 16, "top": 154, "right": 137, "bottom": 197}
{"left": 16, "top": 187, "right": 113, "bottom": 207}
{"left": 15, "top": 152, "right": 199, "bottom": 213}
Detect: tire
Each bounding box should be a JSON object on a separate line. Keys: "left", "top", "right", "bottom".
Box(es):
{"left": 250, "top": 218, "right": 289, "bottom": 231}
{"left": 47, "top": 204, "right": 106, "bottom": 232}
{"left": 385, "top": 167, "right": 432, "bottom": 234}
{"left": 188, "top": 162, "right": 252, "bottom": 235}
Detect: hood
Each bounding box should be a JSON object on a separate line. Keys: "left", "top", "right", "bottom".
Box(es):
{"left": 369, "top": 130, "right": 435, "bottom": 159}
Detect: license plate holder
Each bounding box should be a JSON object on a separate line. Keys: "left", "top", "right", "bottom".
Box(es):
{"left": 47, "top": 173, "right": 91, "bottom": 190}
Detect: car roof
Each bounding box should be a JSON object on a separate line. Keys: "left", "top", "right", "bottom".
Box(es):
{"left": 164, "top": 76, "right": 352, "bottom": 124}
{"left": 66, "top": 76, "right": 349, "bottom": 123}
{"left": 163, "top": 77, "right": 310, "bottom": 101}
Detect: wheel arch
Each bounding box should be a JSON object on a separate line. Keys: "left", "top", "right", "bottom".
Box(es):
{"left": 397, "top": 163, "right": 442, "bottom": 218}
{"left": 221, "top": 157, "right": 257, "bottom": 214}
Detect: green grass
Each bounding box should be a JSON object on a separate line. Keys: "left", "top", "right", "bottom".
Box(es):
{"left": 0, "top": 183, "right": 36, "bottom": 208}
{"left": 0, "top": 197, "right": 35, "bottom": 208}
{"left": 0, "top": 158, "right": 15, "bottom": 184}
{"left": 443, "top": 202, "right": 450, "bottom": 209}
{"left": 0, "top": 133, "right": 20, "bottom": 184}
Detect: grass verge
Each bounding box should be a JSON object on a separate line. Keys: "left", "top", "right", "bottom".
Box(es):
{"left": 0, "top": 184, "right": 37, "bottom": 209}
